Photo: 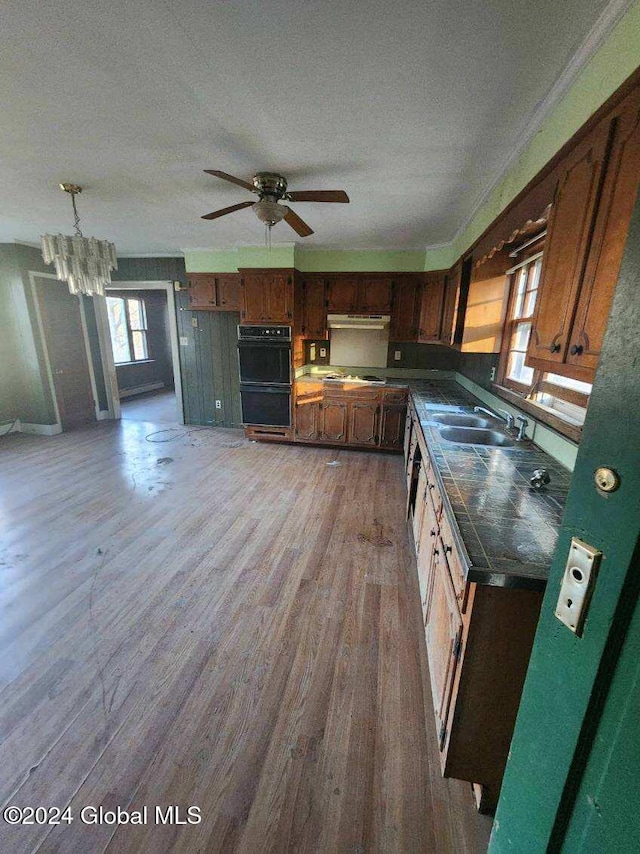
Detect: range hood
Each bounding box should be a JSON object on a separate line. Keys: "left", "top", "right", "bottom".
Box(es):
{"left": 327, "top": 314, "right": 391, "bottom": 330}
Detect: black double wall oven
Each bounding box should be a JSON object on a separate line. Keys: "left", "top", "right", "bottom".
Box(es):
{"left": 238, "top": 325, "right": 292, "bottom": 427}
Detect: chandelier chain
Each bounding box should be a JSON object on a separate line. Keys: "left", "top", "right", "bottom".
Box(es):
{"left": 70, "top": 191, "right": 83, "bottom": 237}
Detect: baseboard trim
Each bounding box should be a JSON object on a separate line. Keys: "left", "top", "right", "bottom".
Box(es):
{"left": 19, "top": 422, "right": 63, "bottom": 436}
{"left": 119, "top": 382, "right": 165, "bottom": 399}
{"left": 96, "top": 410, "right": 114, "bottom": 421}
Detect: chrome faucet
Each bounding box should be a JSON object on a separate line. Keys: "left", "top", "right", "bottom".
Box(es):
{"left": 497, "top": 409, "right": 515, "bottom": 429}
{"left": 516, "top": 415, "right": 529, "bottom": 441}
{"left": 473, "top": 406, "right": 497, "bottom": 420}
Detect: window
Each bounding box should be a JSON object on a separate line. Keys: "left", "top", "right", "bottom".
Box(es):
{"left": 106, "top": 296, "right": 148, "bottom": 364}
{"left": 497, "top": 241, "right": 592, "bottom": 435}
{"left": 503, "top": 253, "right": 542, "bottom": 389}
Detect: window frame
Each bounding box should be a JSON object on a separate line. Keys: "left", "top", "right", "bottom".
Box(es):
{"left": 494, "top": 235, "right": 591, "bottom": 442}
{"left": 106, "top": 295, "right": 150, "bottom": 365}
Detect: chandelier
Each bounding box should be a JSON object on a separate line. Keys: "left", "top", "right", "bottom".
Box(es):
{"left": 41, "top": 183, "right": 117, "bottom": 297}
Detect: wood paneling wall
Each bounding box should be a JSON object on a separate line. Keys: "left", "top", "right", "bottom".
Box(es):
{"left": 176, "top": 291, "right": 242, "bottom": 428}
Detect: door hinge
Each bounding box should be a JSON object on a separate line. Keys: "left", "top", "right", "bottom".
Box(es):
{"left": 438, "top": 721, "right": 447, "bottom": 749}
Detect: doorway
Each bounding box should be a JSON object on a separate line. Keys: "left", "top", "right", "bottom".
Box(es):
{"left": 94, "top": 280, "right": 184, "bottom": 424}
{"left": 31, "top": 275, "right": 97, "bottom": 430}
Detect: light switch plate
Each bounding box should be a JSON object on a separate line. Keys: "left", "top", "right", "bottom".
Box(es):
{"left": 555, "top": 537, "right": 602, "bottom": 636}
{"left": 394, "top": 350, "right": 402, "bottom": 361}
{"left": 179, "top": 336, "right": 189, "bottom": 346}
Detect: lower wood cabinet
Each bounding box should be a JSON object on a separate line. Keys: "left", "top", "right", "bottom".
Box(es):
{"left": 348, "top": 400, "right": 378, "bottom": 446}
{"left": 407, "top": 406, "right": 544, "bottom": 812}
{"left": 291, "top": 384, "right": 408, "bottom": 451}
{"left": 321, "top": 399, "right": 348, "bottom": 443}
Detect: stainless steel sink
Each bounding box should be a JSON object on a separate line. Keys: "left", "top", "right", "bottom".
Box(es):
{"left": 437, "top": 426, "right": 515, "bottom": 447}
{"left": 431, "top": 413, "right": 495, "bottom": 428}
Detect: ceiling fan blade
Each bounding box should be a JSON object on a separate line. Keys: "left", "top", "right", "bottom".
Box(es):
{"left": 286, "top": 190, "right": 349, "bottom": 203}
{"left": 284, "top": 207, "right": 314, "bottom": 237}
{"left": 204, "top": 170, "right": 257, "bottom": 193}
{"left": 201, "top": 201, "right": 254, "bottom": 220}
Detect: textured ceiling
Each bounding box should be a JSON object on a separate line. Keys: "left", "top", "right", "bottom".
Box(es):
{"left": 0, "top": 0, "right": 611, "bottom": 253}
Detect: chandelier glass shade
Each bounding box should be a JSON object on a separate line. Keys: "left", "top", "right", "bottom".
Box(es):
{"left": 252, "top": 199, "right": 286, "bottom": 226}
{"left": 41, "top": 184, "right": 117, "bottom": 297}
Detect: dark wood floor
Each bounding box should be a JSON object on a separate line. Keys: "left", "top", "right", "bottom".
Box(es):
{"left": 0, "top": 412, "right": 492, "bottom": 853}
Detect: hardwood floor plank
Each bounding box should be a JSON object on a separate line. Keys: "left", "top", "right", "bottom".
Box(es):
{"left": 0, "top": 417, "right": 492, "bottom": 853}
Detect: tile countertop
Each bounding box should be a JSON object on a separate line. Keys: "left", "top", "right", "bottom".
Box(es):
{"left": 408, "top": 380, "right": 572, "bottom": 591}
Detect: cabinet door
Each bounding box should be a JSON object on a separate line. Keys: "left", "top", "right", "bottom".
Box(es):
{"left": 302, "top": 279, "right": 327, "bottom": 338}
{"left": 440, "top": 267, "right": 460, "bottom": 345}
{"left": 326, "top": 278, "right": 358, "bottom": 312}
{"left": 379, "top": 404, "right": 406, "bottom": 449}
{"left": 241, "top": 275, "right": 266, "bottom": 322}
{"left": 416, "top": 493, "right": 440, "bottom": 619}
{"left": 568, "top": 90, "right": 640, "bottom": 377}
{"left": 390, "top": 276, "right": 420, "bottom": 341}
{"left": 527, "top": 118, "right": 612, "bottom": 368}
{"left": 348, "top": 401, "right": 379, "bottom": 446}
{"left": 295, "top": 398, "right": 321, "bottom": 440}
{"left": 360, "top": 278, "right": 393, "bottom": 313}
{"left": 215, "top": 275, "right": 241, "bottom": 311}
{"left": 265, "top": 274, "right": 293, "bottom": 322}
{"left": 321, "top": 400, "right": 348, "bottom": 442}
{"left": 425, "top": 549, "right": 463, "bottom": 751}
{"left": 419, "top": 273, "right": 445, "bottom": 341}
{"left": 187, "top": 274, "right": 216, "bottom": 310}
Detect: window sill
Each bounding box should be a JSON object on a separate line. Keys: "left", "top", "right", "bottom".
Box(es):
{"left": 115, "top": 359, "right": 155, "bottom": 366}
{"left": 490, "top": 383, "right": 582, "bottom": 444}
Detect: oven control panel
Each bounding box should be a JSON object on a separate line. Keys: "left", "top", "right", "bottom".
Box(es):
{"left": 238, "top": 325, "right": 292, "bottom": 341}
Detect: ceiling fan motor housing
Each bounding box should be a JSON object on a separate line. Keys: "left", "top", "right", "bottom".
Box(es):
{"left": 253, "top": 172, "right": 288, "bottom": 200}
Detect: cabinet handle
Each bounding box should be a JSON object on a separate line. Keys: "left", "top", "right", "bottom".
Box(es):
{"left": 428, "top": 483, "right": 435, "bottom": 490}
{"left": 430, "top": 529, "right": 436, "bottom": 537}
{"left": 433, "top": 548, "right": 440, "bottom": 556}
{"left": 550, "top": 342, "right": 562, "bottom": 353}
{"left": 570, "top": 344, "right": 584, "bottom": 356}
{"left": 444, "top": 544, "right": 452, "bottom": 554}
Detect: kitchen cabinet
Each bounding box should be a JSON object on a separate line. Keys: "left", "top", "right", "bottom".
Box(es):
{"left": 325, "top": 275, "right": 393, "bottom": 314}
{"left": 419, "top": 271, "right": 446, "bottom": 342}
{"left": 526, "top": 117, "right": 612, "bottom": 375}
{"left": 320, "top": 399, "right": 348, "bottom": 443}
{"left": 187, "top": 273, "right": 241, "bottom": 311}
{"left": 326, "top": 277, "right": 359, "bottom": 312}
{"left": 440, "top": 265, "right": 461, "bottom": 345}
{"left": 240, "top": 270, "right": 293, "bottom": 323}
{"left": 348, "top": 400, "right": 379, "bottom": 446}
{"left": 390, "top": 275, "right": 421, "bottom": 341}
{"left": 290, "top": 383, "right": 408, "bottom": 450}
{"left": 567, "top": 88, "right": 640, "bottom": 379}
{"left": 379, "top": 404, "right": 406, "bottom": 450}
{"left": 359, "top": 278, "right": 393, "bottom": 313}
{"left": 425, "top": 546, "right": 463, "bottom": 752}
{"left": 406, "top": 405, "right": 544, "bottom": 810}
{"left": 301, "top": 278, "right": 327, "bottom": 338}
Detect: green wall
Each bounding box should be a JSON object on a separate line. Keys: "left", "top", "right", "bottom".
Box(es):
{"left": 184, "top": 246, "right": 426, "bottom": 273}
{"left": 489, "top": 179, "right": 640, "bottom": 852}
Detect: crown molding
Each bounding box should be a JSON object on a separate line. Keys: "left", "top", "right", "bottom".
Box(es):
{"left": 423, "top": 0, "right": 634, "bottom": 254}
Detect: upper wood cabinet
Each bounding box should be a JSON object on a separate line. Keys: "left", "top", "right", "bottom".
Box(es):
{"left": 567, "top": 87, "right": 640, "bottom": 377}
{"left": 215, "top": 275, "right": 242, "bottom": 311}
{"left": 527, "top": 117, "right": 613, "bottom": 373}
{"left": 326, "top": 277, "right": 358, "bottom": 312}
{"left": 440, "top": 265, "right": 461, "bottom": 345}
{"left": 301, "top": 278, "right": 327, "bottom": 338}
{"left": 187, "top": 274, "right": 241, "bottom": 311}
{"left": 390, "top": 275, "right": 421, "bottom": 341}
{"left": 325, "top": 275, "right": 393, "bottom": 314}
{"left": 419, "top": 272, "right": 446, "bottom": 342}
{"left": 240, "top": 270, "right": 294, "bottom": 323}
{"left": 359, "top": 278, "right": 393, "bottom": 313}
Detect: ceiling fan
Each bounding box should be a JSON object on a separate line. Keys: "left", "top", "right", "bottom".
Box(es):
{"left": 201, "top": 170, "right": 350, "bottom": 237}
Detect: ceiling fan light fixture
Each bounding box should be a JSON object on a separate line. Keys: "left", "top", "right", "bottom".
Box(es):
{"left": 252, "top": 199, "right": 287, "bottom": 226}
